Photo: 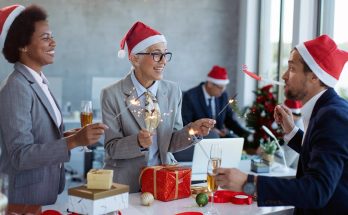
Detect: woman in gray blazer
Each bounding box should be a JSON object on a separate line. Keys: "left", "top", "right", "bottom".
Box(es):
{"left": 0, "top": 5, "right": 107, "bottom": 205}
{"left": 101, "top": 21, "right": 215, "bottom": 193}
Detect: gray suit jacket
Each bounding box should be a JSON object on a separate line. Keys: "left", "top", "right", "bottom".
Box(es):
{"left": 101, "top": 73, "right": 194, "bottom": 193}
{"left": 0, "top": 63, "right": 70, "bottom": 205}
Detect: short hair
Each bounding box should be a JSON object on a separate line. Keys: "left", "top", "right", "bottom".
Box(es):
{"left": 292, "top": 48, "right": 328, "bottom": 87}
{"left": 2, "top": 5, "right": 47, "bottom": 63}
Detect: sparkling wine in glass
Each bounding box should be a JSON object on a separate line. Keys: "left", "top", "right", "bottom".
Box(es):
{"left": 206, "top": 158, "right": 221, "bottom": 215}
{"left": 80, "top": 100, "right": 93, "bottom": 152}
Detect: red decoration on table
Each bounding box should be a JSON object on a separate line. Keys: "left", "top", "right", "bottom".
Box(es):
{"left": 176, "top": 212, "right": 203, "bottom": 215}
{"left": 208, "top": 190, "right": 252, "bottom": 205}
{"left": 140, "top": 165, "right": 191, "bottom": 201}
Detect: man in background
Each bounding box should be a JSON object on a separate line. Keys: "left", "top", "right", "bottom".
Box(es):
{"left": 182, "top": 65, "right": 249, "bottom": 138}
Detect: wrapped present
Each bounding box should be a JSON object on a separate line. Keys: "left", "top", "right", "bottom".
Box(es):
{"left": 140, "top": 165, "right": 191, "bottom": 201}
{"left": 68, "top": 183, "right": 129, "bottom": 215}
{"left": 87, "top": 169, "right": 113, "bottom": 189}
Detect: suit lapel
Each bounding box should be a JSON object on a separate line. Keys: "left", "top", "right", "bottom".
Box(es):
{"left": 15, "top": 63, "right": 60, "bottom": 129}
{"left": 198, "top": 85, "right": 211, "bottom": 118}
{"left": 156, "top": 82, "right": 170, "bottom": 163}
{"left": 122, "top": 74, "right": 146, "bottom": 129}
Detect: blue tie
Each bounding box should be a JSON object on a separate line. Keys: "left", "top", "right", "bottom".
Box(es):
{"left": 208, "top": 98, "right": 213, "bottom": 119}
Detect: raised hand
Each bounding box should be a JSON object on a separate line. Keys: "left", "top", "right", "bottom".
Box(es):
{"left": 190, "top": 118, "right": 216, "bottom": 136}
{"left": 274, "top": 105, "right": 295, "bottom": 134}
{"left": 66, "top": 123, "right": 108, "bottom": 149}
{"left": 138, "top": 128, "right": 153, "bottom": 148}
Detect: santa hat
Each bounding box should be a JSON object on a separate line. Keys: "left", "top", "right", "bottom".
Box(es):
{"left": 118, "top": 21, "right": 166, "bottom": 58}
{"left": 206, "top": 65, "right": 230, "bottom": 85}
{"left": 0, "top": 4, "right": 25, "bottom": 51}
{"left": 284, "top": 99, "right": 302, "bottom": 115}
{"left": 296, "top": 34, "right": 348, "bottom": 88}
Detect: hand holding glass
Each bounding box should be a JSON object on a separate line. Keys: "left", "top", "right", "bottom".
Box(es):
{"left": 80, "top": 100, "right": 93, "bottom": 152}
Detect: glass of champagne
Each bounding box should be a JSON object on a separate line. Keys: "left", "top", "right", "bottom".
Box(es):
{"left": 206, "top": 143, "right": 222, "bottom": 215}
{"left": 80, "top": 100, "right": 93, "bottom": 152}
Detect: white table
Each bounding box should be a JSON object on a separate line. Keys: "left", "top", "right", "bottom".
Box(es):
{"left": 43, "top": 189, "right": 293, "bottom": 215}
{"left": 43, "top": 160, "right": 295, "bottom": 214}
{"left": 187, "top": 160, "right": 296, "bottom": 181}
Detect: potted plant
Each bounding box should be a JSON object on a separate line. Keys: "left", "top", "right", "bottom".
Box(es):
{"left": 260, "top": 139, "right": 277, "bottom": 164}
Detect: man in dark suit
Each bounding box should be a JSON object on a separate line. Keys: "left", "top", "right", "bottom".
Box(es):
{"left": 182, "top": 65, "right": 249, "bottom": 138}
{"left": 174, "top": 66, "right": 249, "bottom": 161}
{"left": 216, "top": 35, "right": 348, "bottom": 214}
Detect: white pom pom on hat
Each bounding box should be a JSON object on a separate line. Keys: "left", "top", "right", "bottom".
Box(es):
{"left": 117, "top": 21, "right": 167, "bottom": 59}
{"left": 0, "top": 4, "right": 25, "bottom": 50}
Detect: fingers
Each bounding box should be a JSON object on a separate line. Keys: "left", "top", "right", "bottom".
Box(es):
{"left": 191, "top": 118, "right": 216, "bottom": 136}
{"left": 138, "top": 129, "right": 152, "bottom": 148}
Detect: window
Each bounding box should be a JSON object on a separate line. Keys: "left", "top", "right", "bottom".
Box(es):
{"left": 333, "top": 0, "right": 348, "bottom": 99}
{"left": 258, "top": 0, "right": 294, "bottom": 101}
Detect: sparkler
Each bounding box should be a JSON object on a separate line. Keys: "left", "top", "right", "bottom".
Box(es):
{"left": 114, "top": 90, "right": 144, "bottom": 120}
{"left": 242, "top": 64, "right": 285, "bottom": 86}
{"left": 216, "top": 93, "right": 238, "bottom": 117}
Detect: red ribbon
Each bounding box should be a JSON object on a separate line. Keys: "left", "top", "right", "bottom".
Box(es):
{"left": 208, "top": 190, "right": 252, "bottom": 205}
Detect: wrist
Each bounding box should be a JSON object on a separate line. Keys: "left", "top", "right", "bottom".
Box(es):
{"left": 66, "top": 135, "right": 77, "bottom": 150}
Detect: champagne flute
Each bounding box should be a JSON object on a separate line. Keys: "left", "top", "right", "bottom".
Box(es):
{"left": 206, "top": 143, "right": 222, "bottom": 215}
{"left": 80, "top": 100, "right": 93, "bottom": 152}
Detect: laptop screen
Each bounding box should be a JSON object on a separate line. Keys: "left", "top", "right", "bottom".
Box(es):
{"left": 191, "top": 138, "right": 244, "bottom": 181}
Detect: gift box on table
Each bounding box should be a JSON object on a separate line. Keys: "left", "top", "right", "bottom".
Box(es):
{"left": 68, "top": 183, "right": 129, "bottom": 215}
{"left": 140, "top": 165, "right": 191, "bottom": 201}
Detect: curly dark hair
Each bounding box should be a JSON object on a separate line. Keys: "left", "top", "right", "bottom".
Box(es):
{"left": 2, "top": 5, "right": 47, "bottom": 63}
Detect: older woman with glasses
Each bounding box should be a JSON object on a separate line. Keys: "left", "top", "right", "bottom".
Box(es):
{"left": 101, "top": 21, "right": 215, "bottom": 193}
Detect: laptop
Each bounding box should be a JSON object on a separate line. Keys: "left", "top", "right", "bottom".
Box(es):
{"left": 190, "top": 138, "right": 244, "bottom": 181}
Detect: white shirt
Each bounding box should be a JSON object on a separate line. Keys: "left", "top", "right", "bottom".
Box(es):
{"left": 202, "top": 84, "right": 216, "bottom": 118}
{"left": 130, "top": 71, "right": 160, "bottom": 166}
{"left": 284, "top": 89, "right": 327, "bottom": 144}
{"left": 23, "top": 64, "right": 62, "bottom": 127}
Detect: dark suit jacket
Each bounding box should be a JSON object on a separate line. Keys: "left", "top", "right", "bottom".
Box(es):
{"left": 257, "top": 88, "right": 348, "bottom": 215}
{"left": 0, "top": 63, "right": 69, "bottom": 205}
{"left": 182, "top": 82, "right": 248, "bottom": 137}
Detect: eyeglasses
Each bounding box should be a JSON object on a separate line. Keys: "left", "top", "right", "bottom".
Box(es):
{"left": 136, "top": 51, "right": 172, "bottom": 62}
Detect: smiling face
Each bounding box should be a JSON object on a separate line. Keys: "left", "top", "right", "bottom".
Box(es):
{"left": 131, "top": 42, "right": 167, "bottom": 88}
{"left": 19, "top": 20, "right": 56, "bottom": 72}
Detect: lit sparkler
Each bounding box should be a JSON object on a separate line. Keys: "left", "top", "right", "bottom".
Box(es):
{"left": 216, "top": 93, "right": 238, "bottom": 117}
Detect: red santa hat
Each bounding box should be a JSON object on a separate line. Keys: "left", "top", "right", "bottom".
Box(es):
{"left": 296, "top": 34, "right": 348, "bottom": 88}
{"left": 0, "top": 4, "right": 25, "bottom": 50}
{"left": 117, "top": 21, "right": 167, "bottom": 58}
{"left": 284, "top": 99, "right": 302, "bottom": 115}
{"left": 206, "top": 65, "right": 230, "bottom": 85}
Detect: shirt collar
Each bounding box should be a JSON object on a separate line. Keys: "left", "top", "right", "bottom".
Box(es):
{"left": 301, "top": 89, "right": 327, "bottom": 130}
{"left": 202, "top": 83, "right": 214, "bottom": 101}
{"left": 130, "top": 70, "right": 158, "bottom": 97}
{"left": 21, "top": 63, "right": 48, "bottom": 85}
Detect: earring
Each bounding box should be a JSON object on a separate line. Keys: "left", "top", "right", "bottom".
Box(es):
{"left": 20, "top": 47, "right": 27, "bottom": 52}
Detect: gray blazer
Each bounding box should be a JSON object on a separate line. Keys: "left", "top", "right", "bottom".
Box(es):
{"left": 0, "top": 63, "right": 70, "bottom": 205}
{"left": 101, "top": 73, "right": 194, "bottom": 193}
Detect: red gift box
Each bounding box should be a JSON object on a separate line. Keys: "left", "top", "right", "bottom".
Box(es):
{"left": 140, "top": 165, "right": 191, "bottom": 201}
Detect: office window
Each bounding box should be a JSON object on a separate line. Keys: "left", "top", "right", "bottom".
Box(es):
{"left": 258, "top": 0, "right": 294, "bottom": 101}
{"left": 333, "top": 0, "right": 348, "bottom": 99}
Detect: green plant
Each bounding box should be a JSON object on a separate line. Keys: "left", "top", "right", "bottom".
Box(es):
{"left": 260, "top": 140, "right": 277, "bottom": 155}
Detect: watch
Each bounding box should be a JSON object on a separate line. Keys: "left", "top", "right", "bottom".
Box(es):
{"left": 243, "top": 174, "right": 256, "bottom": 196}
